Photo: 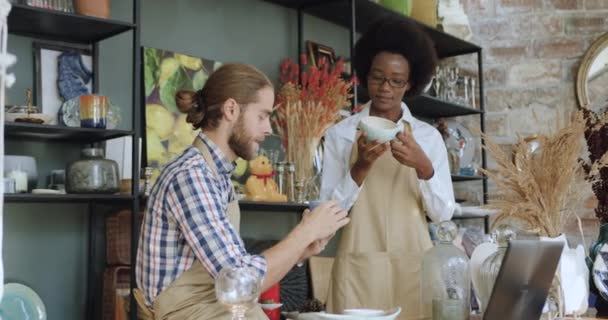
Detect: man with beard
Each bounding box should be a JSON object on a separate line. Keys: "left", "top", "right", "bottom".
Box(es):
{"left": 135, "top": 64, "right": 350, "bottom": 320}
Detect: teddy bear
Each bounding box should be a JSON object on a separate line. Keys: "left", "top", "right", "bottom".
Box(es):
{"left": 245, "top": 155, "right": 287, "bottom": 202}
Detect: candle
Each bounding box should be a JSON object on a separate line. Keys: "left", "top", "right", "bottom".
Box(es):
{"left": 7, "top": 170, "right": 28, "bottom": 193}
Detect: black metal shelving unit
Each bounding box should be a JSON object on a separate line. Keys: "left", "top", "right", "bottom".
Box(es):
{"left": 451, "top": 175, "right": 485, "bottom": 182}
{"left": 5, "top": 3, "right": 141, "bottom": 320}
{"left": 263, "top": 0, "right": 489, "bottom": 231}
{"left": 7, "top": 3, "right": 135, "bottom": 43}
{"left": 239, "top": 200, "right": 308, "bottom": 213}
{"left": 264, "top": 0, "right": 481, "bottom": 59}
{"left": 4, "top": 193, "right": 136, "bottom": 203}
{"left": 5, "top": 122, "right": 134, "bottom": 142}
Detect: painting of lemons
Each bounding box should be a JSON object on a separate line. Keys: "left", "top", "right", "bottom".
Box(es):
{"left": 144, "top": 47, "right": 222, "bottom": 184}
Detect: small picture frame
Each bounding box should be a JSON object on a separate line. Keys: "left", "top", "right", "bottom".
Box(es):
{"left": 338, "top": 56, "right": 352, "bottom": 77}
{"left": 33, "top": 41, "right": 95, "bottom": 118}
{"left": 306, "top": 40, "right": 336, "bottom": 67}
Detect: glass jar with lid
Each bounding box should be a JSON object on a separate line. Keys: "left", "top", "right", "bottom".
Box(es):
{"left": 66, "top": 145, "right": 119, "bottom": 194}
{"left": 421, "top": 220, "right": 471, "bottom": 320}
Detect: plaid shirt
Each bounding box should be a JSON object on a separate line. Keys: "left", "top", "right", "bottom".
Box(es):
{"left": 136, "top": 133, "right": 267, "bottom": 306}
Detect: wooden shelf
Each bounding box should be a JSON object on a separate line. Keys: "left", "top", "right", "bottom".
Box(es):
{"left": 5, "top": 122, "right": 133, "bottom": 143}
{"left": 263, "top": 0, "right": 480, "bottom": 58}
{"left": 452, "top": 175, "right": 485, "bottom": 182}
{"left": 3, "top": 193, "right": 136, "bottom": 203}
{"left": 239, "top": 200, "right": 308, "bottom": 213}
{"left": 8, "top": 3, "right": 135, "bottom": 43}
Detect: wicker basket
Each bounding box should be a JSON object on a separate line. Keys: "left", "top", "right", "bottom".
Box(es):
{"left": 103, "top": 266, "right": 130, "bottom": 320}
{"left": 106, "top": 210, "right": 142, "bottom": 265}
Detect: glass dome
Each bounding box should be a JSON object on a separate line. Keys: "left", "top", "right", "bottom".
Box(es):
{"left": 421, "top": 221, "right": 471, "bottom": 320}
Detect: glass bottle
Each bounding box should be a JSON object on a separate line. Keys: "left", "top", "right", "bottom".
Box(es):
{"left": 477, "top": 224, "right": 516, "bottom": 312}
{"left": 421, "top": 221, "right": 471, "bottom": 320}
{"left": 286, "top": 162, "right": 296, "bottom": 202}
{"left": 275, "top": 162, "right": 285, "bottom": 196}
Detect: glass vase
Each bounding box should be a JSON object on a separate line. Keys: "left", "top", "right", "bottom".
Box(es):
{"left": 421, "top": 221, "right": 471, "bottom": 320}
{"left": 294, "top": 179, "right": 306, "bottom": 204}
{"left": 288, "top": 137, "right": 321, "bottom": 203}
{"left": 477, "top": 224, "right": 516, "bottom": 312}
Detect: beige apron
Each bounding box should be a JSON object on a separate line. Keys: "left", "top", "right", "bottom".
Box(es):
{"left": 134, "top": 138, "right": 268, "bottom": 320}
{"left": 326, "top": 132, "right": 433, "bottom": 320}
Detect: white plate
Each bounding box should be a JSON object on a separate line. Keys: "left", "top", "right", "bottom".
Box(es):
{"left": 445, "top": 119, "right": 476, "bottom": 169}
{"left": 32, "top": 189, "right": 64, "bottom": 194}
{"left": 317, "top": 307, "right": 401, "bottom": 320}
{"left": 0, "top": 283, "right": 46, "bottom": 320}
{"left": 343, "top": 309, "right": 385, "bottom": 316}
{"left": 260, "top": 303, "right": 283, "bottom": 310}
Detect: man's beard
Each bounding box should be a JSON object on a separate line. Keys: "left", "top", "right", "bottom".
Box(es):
{"left": 228, "top": 116, "right": 257, "bottom": 160}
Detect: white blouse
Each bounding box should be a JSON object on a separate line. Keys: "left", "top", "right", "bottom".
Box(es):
{"left": 320, "top": 101, "right": 455, "bottom": 223}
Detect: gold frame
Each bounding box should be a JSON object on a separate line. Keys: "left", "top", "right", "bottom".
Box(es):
{"left": 576, "top": 32, "right": 608, "bottom": 108}
{"left": 306, "top": 40, "right": 336, "bottom": 68}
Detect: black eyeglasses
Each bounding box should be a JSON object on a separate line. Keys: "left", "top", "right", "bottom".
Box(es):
{"left": 368, "top": 75, "right": 408, "bottom": 88}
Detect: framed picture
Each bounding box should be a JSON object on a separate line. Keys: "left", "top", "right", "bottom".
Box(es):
{"left": 33, "top": 41, "right": 95, "bottom": 119}
{"left": 306, "top": 40, "right": 336, "bottom": 67}
{"left": 142, "top": 46, "right": 223, "bottom": 184}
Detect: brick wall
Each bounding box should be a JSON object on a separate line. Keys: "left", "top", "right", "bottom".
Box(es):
{"left": 452, "top": 0, "right": 608, "bottom": 244}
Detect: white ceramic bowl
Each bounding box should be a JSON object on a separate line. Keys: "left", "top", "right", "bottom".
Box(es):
{"left": 358, "top": 116, "right": 402, "bottom": 143}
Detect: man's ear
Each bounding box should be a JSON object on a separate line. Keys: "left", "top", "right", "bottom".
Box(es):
{"left": 222, "top": 98, "right": 240, "bottom": 122}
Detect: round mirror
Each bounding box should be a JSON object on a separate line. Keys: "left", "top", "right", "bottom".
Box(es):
{"left": 577, "top": 33, "right": 608, "bottom": 111}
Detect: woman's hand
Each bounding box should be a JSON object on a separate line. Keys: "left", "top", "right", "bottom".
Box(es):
{"left": 351, "top": 132, "right": 389, "bottom": 185}
{"left": 390, "top": 132, "right": 434, "bottom": 180}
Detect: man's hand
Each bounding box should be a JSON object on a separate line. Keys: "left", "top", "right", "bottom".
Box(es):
{"left": 390, "top": 131, "right": 434, "bottom": 180}
{"left": 298, "top": 233, "right": 334, "bottom": 262}
{"left": 299, "top": 201, "right": 349, "bottom": 241}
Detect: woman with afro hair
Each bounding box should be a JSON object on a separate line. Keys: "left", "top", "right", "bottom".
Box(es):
{"left": 320, "top": 17, "right": 456, "bottom": 319}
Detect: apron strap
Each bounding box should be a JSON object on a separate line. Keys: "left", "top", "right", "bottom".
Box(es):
{"left": 192, "top": 135, "right": 238, "bottom": 201}
{"left": 193, "top": 135, "right": 220, "bottom": 178}
{"left": 133, "top": 288, "right": 155, "bottom": 319}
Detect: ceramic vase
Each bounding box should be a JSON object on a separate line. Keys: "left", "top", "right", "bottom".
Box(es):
{"left": 73, "top": 0, "right": 110, "bottom": 18}
{"left": 540, "top": 234, "right": 589, "bottom": 317}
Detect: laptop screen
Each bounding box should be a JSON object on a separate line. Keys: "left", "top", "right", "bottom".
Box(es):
{"left": 483, "top": 240, "right": 564, "bottom": 320}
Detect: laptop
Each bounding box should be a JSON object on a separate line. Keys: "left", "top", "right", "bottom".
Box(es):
{"left": 483, "top": 240, "right": 564, "bottom": 320}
